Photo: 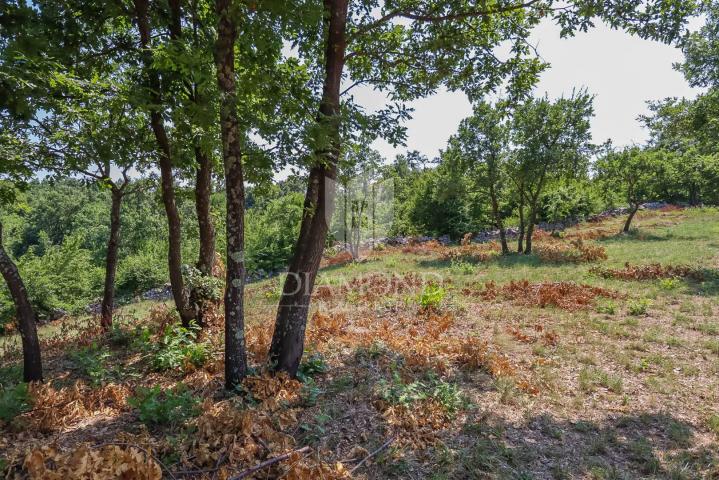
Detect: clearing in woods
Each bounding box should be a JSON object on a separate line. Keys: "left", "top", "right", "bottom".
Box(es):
{"left": 1, "top": 207, "right": 718, "bottom": 479}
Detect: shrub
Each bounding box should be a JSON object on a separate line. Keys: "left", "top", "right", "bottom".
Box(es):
{"left": 298, "top": 353, "right": 330, "bottom": 382}
{"left": 152, "top": 323, "right": 209, "bottom": 372}
{"left": 117, "top": 251, "right": 167, "bottom": 296}
{"left": 0, "top": 383, "right": 31, "bottom": 423}
{"left": 70, "top": 343, "right": 112, "bottom": 386}
{"left": 128, "top": 385, "right": 199, "bottom": 426}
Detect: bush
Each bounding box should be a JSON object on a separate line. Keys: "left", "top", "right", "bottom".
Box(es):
{"left": 152, "top": 323, "right": 209, "bottom": 372}
{"left": 628, "top": 299, "right": 649, "bottom": 316}
{"left": 117, "top": 251, "right": 167, "bottom": 296}
{"left": 128, "top": 384, "right": 199, "bottom": 426}
{"left": 0, "top": 383, "right": 31, "bottom": 423}
{"left": 70, "top": 343, "right": 113, "bottom": 386}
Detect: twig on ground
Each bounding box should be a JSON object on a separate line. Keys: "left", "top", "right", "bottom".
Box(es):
{"left": 350, "top": 436, "right": 395, "bottom": 474}
{"left": 229, "top": 446, "right": 311, "bottom": 480}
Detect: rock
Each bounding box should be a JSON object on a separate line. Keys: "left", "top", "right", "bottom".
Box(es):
{"left": 142, "top": 284, "right": 173, "bottom": 301}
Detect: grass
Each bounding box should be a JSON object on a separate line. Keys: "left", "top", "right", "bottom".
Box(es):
{"left": 2, "top": 208, "right": 719, "bottom": 478}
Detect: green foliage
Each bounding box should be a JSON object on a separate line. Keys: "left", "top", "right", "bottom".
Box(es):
{"left": 0, "top": 382, "right": 31, "bottom": 423}
{"left": 152, "top": 323, "right": 209, "bottom": 372}
{"left": 628, "top": 299, "right": 649, "bottom": 316}
{"left": 128, "top": 384, "right": 200, "bottom": 426}
{"left": 377, "top": 370, "right": 466, "bottom": 416}
{"left": 117, "top": 251, "right": 168, "bottom": 296}
{"left": 182, "top": 265, "right": 223, "bottom": 302}
{"left": 418, "top": 284, "right": 447, "bottom": 309}
{"left": 245, "top": 192, "right": 304, "bottom": 273}
{"left": 298, "top": 353, "right": 330, "bottom": 382}
{"left": 70, "top": 343, "right": 113, "bottom": 386}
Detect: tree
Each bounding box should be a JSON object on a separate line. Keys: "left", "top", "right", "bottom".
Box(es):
{"left": 595, "top": 147, "right": 662, "bottom": 232}
{"left": 214, "top": 0, "right": 248, "bottom": 390}
{"left": 510, "top": 91, "right": 594, "bottom": 253}
{"left": 0, "top": 122, "right": 43, "bottom": 383}
{"left": 30, "top": 77, "right": 152, "bottom": 330}
{"left": 448, "top": 101, "right": 513, "bottom": 254}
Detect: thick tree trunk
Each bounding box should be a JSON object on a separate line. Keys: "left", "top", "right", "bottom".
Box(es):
{"left": 215, "top": 0, "right": 248, "bottom": 390}
{"left": 623, "top": 203, "right": 640, "bottom": 232}
{"left": 100, "top": 188, "right": 123, "bottom": 330}
{"left": 134, "top": 0, "right": 194, "bottom": 326}
{"left": 0, "top": 221, "right": 42, "bottom": 382}
{"left": 269, "top": 0, "right": 348, "bottom": 377}
{"left": 489, "top": 183, "right": 509, "bottom": 255}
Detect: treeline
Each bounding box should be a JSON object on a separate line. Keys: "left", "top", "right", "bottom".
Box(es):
{"left": 0, "top": 0, "right": 712, "bottom": 386}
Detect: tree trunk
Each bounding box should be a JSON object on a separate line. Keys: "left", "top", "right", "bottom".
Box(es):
{"left": 215, "top": 0, "right": 248, "bottom": 390}
{"left": 524, "top": 206, "right": 537, "bottom": 254}
{"left": 0, "top": 221, "right": 42, "bottom": 382}
{"left": 100, "top": 188, "right": 123, "bottom": 331}
{"left": 623, "top": 203, "right": 640, "bottom": 232}
{"left": 133, "top": 0, "right": 194, "bottom": 326}
{"left": 371, "top": 182, "right": 376, "bottom": 249}
{"left": 517, "top": 195, "right": 525, "bottom": 253}
{"left": 269, "top": 0, "right": 348, "bottom": 377}
{"left": 489, "top": 183, "right": 509, "bottom": 255}
{"left": 195, "top": 147, "right": 215, "bottom": 276}
{"left": 192, "top": 147, "right": 216, "bottom": 327}
{"left": 343, "top": 184, "right": 348, "bottom": 249}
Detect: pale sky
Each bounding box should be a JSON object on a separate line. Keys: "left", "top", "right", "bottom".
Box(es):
{"left": 354, "top": 18, "right": 704, "bottom": 162}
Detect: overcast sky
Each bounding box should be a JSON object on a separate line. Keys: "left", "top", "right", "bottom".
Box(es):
{"left": 352, "top": 18, "right": 704, "bottom": 162}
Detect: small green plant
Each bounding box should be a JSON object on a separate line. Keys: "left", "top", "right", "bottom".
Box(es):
{"left": 707, "top": 414, "right": 719, "bottom": 436}
{"left": 298, "top": 353, "right": 329, "bottom": 382}
{"left": 418, "top": 284, "right": 446, "bottom": 309}
{"left": 0, "top": 364, "right": 22, "bottom": 389}
{"left": 578, "top": 367, "right": 623, "bottom": 393}
{"left": 450, "top": 259, "right": 476, "bottom": 275}
{"left": 628, "top": 299, "right": 649, "bottom": 316}
{"left": 128, "top": 384, "right": 199, "bottom": 426}
{"left": 659, "top": 278, "right": 681, "bottom": 290}
{"left": 152, "top": 322, "right": 209, "bottom": 372}
{"left": 377, "top": 370, "right": 465, "bottom": 416}
{"left": 0, "top": 383, "right": 31, "bottom": 423}
{"left": 596, "top": 300, "right": 617, "bottom": 315}
{"left": 70, "top": 343, "right": 113, "bottom": 385}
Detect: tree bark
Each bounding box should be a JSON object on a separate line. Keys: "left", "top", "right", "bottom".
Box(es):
{"left": 133, "top": 0, "right": 194, "bottom": 326}
{"left": 195, "top": 147, "right": 215, "bottom": 276}
{"left": 517, "top": 194, "right": 525, "bottom": 253}
{"left": 0, "top": 221, "right": 42, "bottom": 382}
{"left": 623, "top": 203, "right": 640, "bottom": 232}
{"left": 215, "top": 0, "right": 248, "bottom": 390}
{"left": 100, "top": 188, "right": 123, "bottom": 330}
{"left": 489, "top": 183, "right": 509, "bottom": 254}
{"left": 269, "top": 0, "right": 348, "bottom": 377}
{"left": 524, "top": 205, "right": 537, "bottom": 254}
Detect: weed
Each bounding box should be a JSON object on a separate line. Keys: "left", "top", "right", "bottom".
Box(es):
{"left": 70, "top": 343, "right": 113, "bottom": 385}
{"left": 578, "top": 367, "right": 623, "bottom": 393}
{"left": 298, "top": 352, "right": 330, "bottom": 382}
{"left": 450, "top": 259, "right": 476, "bottom": 275}
{"left": 418, "top": 284, "right": 447, "bottom": 309}
{"left": 596, "top": 300, "right": 617, "bottom": 315}
{"left": 704, "top": 340, "right": 719, "bottom": 355}
{"left": 628, "top": 299, "right": 649, "bottom": 316}
{"left": 707, "top": 414, "right": 719, "bottom": 436}
{"left": 128, "top": 384, "right": 199, "bottom": 426}
{"left": 659, "top": 278, "right": 682, "bottom": 290}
